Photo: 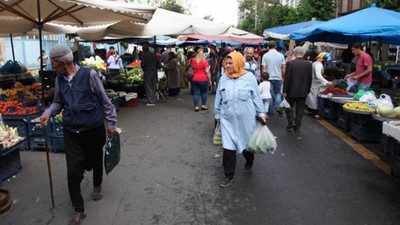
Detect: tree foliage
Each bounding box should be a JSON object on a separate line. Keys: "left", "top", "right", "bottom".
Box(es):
{"left": 238, "top": 0, "right": 336, "bottom": 36}
{"left": 362, "top": 0, "right": 400, "bottom": 11}
{"left": 159, "top": 0, "right": 186, "bottom": 14}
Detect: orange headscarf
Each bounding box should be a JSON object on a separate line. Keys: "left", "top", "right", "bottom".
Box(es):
{"left": 225, "top": 52, "right": 247, "bottom": 79}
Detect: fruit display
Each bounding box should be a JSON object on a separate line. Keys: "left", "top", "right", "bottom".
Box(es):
{"left": 0, "top": 82, "right": 42, "bottom": 99}
{"left": 0, "top": 101, "right": 40, "bottom": 116}
{"left": 127, "top": 61, "right": 141, "bottom": 67}
{"left": 321, "top": 87, "right": 349, "bottom": 96}
{"left": 343, "top": 102, "right": 374, "bottom": 112}
{"left": 0, "top": 122, "right": 25, "bottom": 148}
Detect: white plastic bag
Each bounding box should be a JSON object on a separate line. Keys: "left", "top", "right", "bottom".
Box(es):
{"left": 279, "top": 98, "right": 291, "bottom": 110}
{"left": 247, "top": 124, "right": 277, "bottom": 154}
{"left": 213, "top": 123, "right": 222, "bottom": 146}
{"left": 359, "top": 91, "right": 376, "bottom": 103}
{"left": 373, "top": 94, "right": 394, "bottom": 108}
{"left": 346, "top": 77, "right": 358, "bottom": 92}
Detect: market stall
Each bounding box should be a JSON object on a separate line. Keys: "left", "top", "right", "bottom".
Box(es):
{"left": 317, "top": 82, "right": 400, "bottom": 176}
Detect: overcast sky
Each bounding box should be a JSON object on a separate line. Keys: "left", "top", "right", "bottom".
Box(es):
{"left": 192, "top": 0, "right": 238, "bottom": 26}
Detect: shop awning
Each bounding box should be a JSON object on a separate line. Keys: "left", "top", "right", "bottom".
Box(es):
{"left": 177, "top": 27, "right": 264, "bottom": 44}
{"left": 77, "top": 8, "right": 232, "bottom": 41}
{"left": 290, "top": 4, "right": 400, "bottom": 45}
{"left": 264, "top": 19, "right": 324, "bottom": 40}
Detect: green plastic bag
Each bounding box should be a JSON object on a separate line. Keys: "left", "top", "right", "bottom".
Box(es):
{"left": 104, "top": 132, "right": 121, "bottom": 175}
{"left": 354, "top": 89, "right": 365, "bottom": 101}
{"left": 354, "top": 89, "right": 375, "bottom": 101}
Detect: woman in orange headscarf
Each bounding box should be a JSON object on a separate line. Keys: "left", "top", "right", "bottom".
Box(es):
{"left": 214, "top": 52, "right": 267, "bottom": 188}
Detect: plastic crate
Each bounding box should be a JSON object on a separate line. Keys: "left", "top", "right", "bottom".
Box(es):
{"left": 352, "top": 114, "right": 381, "bottom": 126}
{"left": 49, "top": 118, "right": 63, "bottom": 136}
{"left": 29, "top": 136, "right": 47, "bottom": 149}
{"left": 390, "top": 155, "right": 400, "bottom": 176}
{"left": 3, "top": 120, "right": 29, "bottom": 150}
{"left": 125, "top": 98, "right": 138, "bottom": 107}
{"left": 0, "top": 149, "right": 22, "bottom": 185}
{"left": 350, "top": 122, "right": 382, "bottom": 142}
{"left": 336, "top": 109, "right": 352, "bottom": 132}
{"left": 319, "top": 101, "right": 341, "bottom": 123}
{"left": 27, "top": 120, "right": 49, "bottom": 136}
{"left": 49, "top": 135, "right": 64, "bottom": 153}
{"left": 111, "top": 96, "right": 120, "bottom": 112}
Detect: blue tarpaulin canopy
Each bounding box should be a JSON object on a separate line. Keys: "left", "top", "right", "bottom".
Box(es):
{"left": 264, "top": 19, "right": 324, "bottom": 40}
{"left": 290, "top": 4, "right": 400, "bottom": 45}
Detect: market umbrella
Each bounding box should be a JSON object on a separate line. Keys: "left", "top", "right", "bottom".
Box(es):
{"left": 76, "top": 8, "right": 232, "bottom": 41}
{"left": 263, "top": 19, "right": 324, "bottom": 40}
{"left": 290, "top": 4, "right": 400, "bottom": 45}
{"left": 0, "top": 0, "right": 155, "bottom": 209}
{"left": 177, "top": 27, "right": 264, "bottom": 44}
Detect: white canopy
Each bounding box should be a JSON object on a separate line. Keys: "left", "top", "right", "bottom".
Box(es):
{"left": 0, "top": 17, "right": 78, "bottom": 37}
{"left": 177, "top": 27, "right": 264, "bottom": 44}
{"left": 0, "top": 0, "right": 155, "bottom": 30}
{"left": 77, "top": 8, "right": 232, "bottom": 41}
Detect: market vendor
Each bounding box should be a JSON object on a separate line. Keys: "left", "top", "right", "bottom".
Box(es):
{"left": 344, "top": 42, "right": 373, "bottom": 91}
{"left": 306, "top": 52, "right": 333, "bottom": 120}
{"left": 40, "top": 45, "right": 117, "bottom": 225}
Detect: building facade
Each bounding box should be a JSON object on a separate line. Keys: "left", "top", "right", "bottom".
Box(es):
{"left": 337, "top": 0, "right": 364, "bottom": 16}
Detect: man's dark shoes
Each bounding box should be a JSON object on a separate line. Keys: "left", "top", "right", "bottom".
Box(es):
{"left": 68, "top": 212, "right": 87, "bottom": 225}
{"left": 219, "top": 178, "right": 234, "bottom": 188}
{"left": 276, "top": 108, "right": 283, "bottom": 116}
{"left": 294, "top": 126, "right": 300, "bottom": 132}
{"left": 92, "top": 186, "right": 103, "bottom": 201}
{"left": 286, "top": 125, "right": 295, "bottom": 131}
{"left": 244, "top": 161, "right": 253, "bottom": 173}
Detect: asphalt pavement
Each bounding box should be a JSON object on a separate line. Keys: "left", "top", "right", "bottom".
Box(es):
{"left": 1, "top": 88, "right": 400, "bottom": 225}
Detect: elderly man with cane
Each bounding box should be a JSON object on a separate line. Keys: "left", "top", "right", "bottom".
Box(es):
{"left": 40, "top": 45, "right": 117, "bottom": 225}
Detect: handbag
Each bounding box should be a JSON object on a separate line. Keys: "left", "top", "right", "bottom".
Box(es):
{"left": 185, "top": 60, "right": 194, "bottom": 81}
{"left": 104, "top": 132, "right": 121, "bottom": 175}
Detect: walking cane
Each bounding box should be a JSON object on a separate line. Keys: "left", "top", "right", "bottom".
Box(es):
{"left": 45, "top": 134, "right": 55, "bottom": 209}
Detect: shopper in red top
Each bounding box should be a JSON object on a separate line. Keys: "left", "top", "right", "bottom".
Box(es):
{"left": 190, "top": 47, "right": 211, "bottom": 112}
{"left": 105, "top": 46, "right": 115, "bottom": 61}
{"left": 344, "top": 42, "right": 373, "bottom": 91}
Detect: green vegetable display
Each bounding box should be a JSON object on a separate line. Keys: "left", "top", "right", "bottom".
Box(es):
{"left": 395, "top": 107, "right": 400, "bottom": 118}
{"left": 377, "top": 105, "right": 397, "bottom": 119}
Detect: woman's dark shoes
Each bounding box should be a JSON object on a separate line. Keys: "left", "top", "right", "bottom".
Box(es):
{"left": 244, "top": 161, "right": 253, "bottom": 173}
{"left": 68, "top": 212, "right": 87, "bottom": 225}
{"left": 201, "top": 106, "right": 209, "bottom": 111}
{"left": 219, "top": 178, "right": 234, "bottom": 188}
{"left": 92, "top": 186, "right": 103, "bottom": 201}
{"left": 194, "top": 107, "right": 200, "bottom": 112}
{"left": 314, "top": 115, "right": 322, "bottom": 120}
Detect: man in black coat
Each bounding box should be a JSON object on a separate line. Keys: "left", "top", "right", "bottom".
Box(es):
{"left": 141, "top": 44, "right": 161, "bottom": 106}
{"left": 283, "top": 47, "right": 312, "bottom": 132}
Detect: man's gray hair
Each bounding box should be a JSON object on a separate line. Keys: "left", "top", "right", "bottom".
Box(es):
{"left": 49, "top": 44, "right": 74, "bottom": 63}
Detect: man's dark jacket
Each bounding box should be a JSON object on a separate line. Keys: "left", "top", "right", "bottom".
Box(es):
{"left": 283, "top": 57, "right": 312, "bottom": 98}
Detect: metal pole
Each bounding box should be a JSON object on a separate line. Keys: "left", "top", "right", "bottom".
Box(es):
{"left": 9, "top": 34, "right": 17, "bottom": 81}
{"left": 37, "top": 0, "right": 55, "bottom": 209}
{"left": 153, "top": 35, "right": 157, "bottom": 50}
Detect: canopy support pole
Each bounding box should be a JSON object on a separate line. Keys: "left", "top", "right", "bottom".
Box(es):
{"left": 9, "top": 33, "right": 17, "bottom": 81}
{"left": 37, "top": 0, "right": 55, "bottom": 210}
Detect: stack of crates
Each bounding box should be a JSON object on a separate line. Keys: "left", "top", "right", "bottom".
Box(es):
{"left": 350, "top": 114, "right": 382, "bottom": 142}
{"left": 48, "top": 118, "right": 64, "bottom": 153}
{"left": 26, "top": 118, "right": 49, "bottom": 150}
{"left": 336, "top": 108, "right": 352, "bottom": 132}
{"left": 318, "top": 97, "right": 341, "bottom": 123}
